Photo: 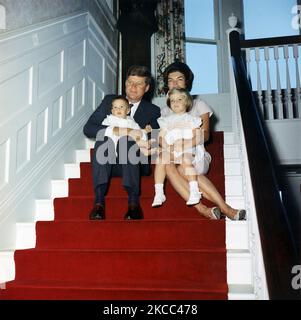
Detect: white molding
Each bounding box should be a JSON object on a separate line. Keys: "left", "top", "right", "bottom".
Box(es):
{"left": 0, "top": 13, "right": 88, "bottom": 63}
{"left": 0, "top": 5, "right": 6, "bottom": 30}
{"left": 94, "top": 0, "right": 117, "bottom": 32}
{"left": 88, "top": 13, "right": 117, "bottom": 65}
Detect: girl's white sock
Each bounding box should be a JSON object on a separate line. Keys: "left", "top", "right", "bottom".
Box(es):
{"left": 189, "top": 180, "right": 199, "bottom": 192}
{"left": 154, "top": 183, "right": 164, "bottom": 195}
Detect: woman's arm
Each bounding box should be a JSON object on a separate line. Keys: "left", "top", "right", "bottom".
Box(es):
{"left": 200, "top": 112, "right": 210, "bottom": 143}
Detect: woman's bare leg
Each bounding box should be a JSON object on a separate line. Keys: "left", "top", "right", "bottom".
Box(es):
{"left": 177, "top": 166, "right": 241, "bottom": 219}
{"left": 165, "top": 164, "right": 214, "bottom": 218}
{"left": 196, "top": 174, "right": 239, "bottom": 219}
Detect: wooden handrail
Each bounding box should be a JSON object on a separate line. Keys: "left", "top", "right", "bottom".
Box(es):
{"left": 241, "top": 35, "right": 301, "bottom": 49}
{"left": 229, "top": 30, "right": 300, "bottom": 300}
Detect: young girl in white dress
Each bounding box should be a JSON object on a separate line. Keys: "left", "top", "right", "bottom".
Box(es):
{"left": 152, "top": 88, "right": 205, "bottom": 207}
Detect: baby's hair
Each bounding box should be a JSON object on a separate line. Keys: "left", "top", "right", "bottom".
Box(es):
{"left": 166, "top": 88, "right": 193, "bottom": 112}
{"left": 111, "top": 95, "right": 130, "bottom": 107}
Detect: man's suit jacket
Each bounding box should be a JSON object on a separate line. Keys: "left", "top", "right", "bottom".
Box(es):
{"left": 83, "top": 94, "right": 161, "bottom": 139}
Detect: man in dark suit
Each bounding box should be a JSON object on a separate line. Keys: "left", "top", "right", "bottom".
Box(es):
{"left": 83, "top": 65, "right": 161, "bottom": 220}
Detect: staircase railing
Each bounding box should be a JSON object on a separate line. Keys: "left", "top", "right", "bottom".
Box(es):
{"left": 242, "top": 35, "right": 301, "bottom": 120}
{"left": 229, "top": 30, "right": 300, "bottom": 300}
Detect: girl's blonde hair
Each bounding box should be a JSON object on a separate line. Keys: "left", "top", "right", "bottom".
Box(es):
{"left": 166, "top": 88, "right": 193, "bottom": 112}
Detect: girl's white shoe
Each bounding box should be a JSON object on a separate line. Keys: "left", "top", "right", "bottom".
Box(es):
{"left": 186, "top": 191, "right": 202, "bottom": 206}
{"left": 152, "top": 194, "right": 166, "bottom": 207}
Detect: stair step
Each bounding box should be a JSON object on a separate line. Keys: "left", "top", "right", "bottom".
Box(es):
{"left": 35, "top": 199, "right": 54, "bottom": 221}
{"left": 77, "top": 160, "right": 225, "bottom": 181}
{"left": 13, "top": 249, "right": 227, "bottom": 284}
{"left": 223, "top": 132, "right": 236, "bottom": 145}
{"left": 75, "top": 149, "right": 91, "bottom": 163}
{"left": 228, "top": 284, "right": 256, "bottom": 300}
{"left": 16, "top": 215, "right": 249, "bottom": 255}
{"left": 15, "top": 223, "right": 36, "bottom": 249}
{"left": 226, "top": 221, "right": 249, "bottom": 250}
{"left": 68, "top": 175, "right": 225, "bottom": 197}
{"left": 51, "top": 180, "right": 68, "bottom": 198}
{"left": 35, "top": 220, "right": 225, "bottom": 250}
{"left": 225, "top": 176, "right": 243, "bottom": 196}
{"left": 64, "top": 163, "right": 80, "bottom": 179}
{"left": 53, "top": 195, "right": 216, "bottom": 221}
{"left": 0, "top": 247, "right": 252, "bottom": 286}
{"left": 85, "top": 138, "right": 95, "bottom": 150}
{"left": 0, "top": 279, "right": 228, "bottom": 300}
{"left": 224, "top": 159, "right": 242, "bottom": 176}
{"left": 224, "top": 144, "right": 240, "bottom": 159}
{"left": 227, "top": 250, "right": 253, "bottom": 285}
{"left": 0, "top": 251, "right": 15, "bottom": 283}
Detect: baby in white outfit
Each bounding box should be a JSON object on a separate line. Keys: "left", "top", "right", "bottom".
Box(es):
{"left": 102, "top": 96, "right": 152, "bottom": 156}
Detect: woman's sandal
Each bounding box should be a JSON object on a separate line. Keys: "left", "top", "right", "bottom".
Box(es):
{"left": 230, "top": 209, "right": 246, "bottom": 221}
{"left": 210, "top": 207, "right": 221, "bottom": 220}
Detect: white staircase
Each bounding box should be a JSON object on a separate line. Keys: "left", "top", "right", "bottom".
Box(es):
{"left": 0, "top": 134, "right": 259, "bottom": 299}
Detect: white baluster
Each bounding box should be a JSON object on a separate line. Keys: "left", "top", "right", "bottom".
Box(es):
{"left": 293, "top": 44, "right": 301, "bottom": 118}
{"left": 284, "top": 45, "right": 294, "bottom": 119}
{"left": 245, "top": 48, "right": 251, "bottom": 82}
{"left": 264, "top": 47, "right": 274, "bottom": 119}
{"left": 274, "top": 46, "right": 284, "bottom": 119}
{"left": 255, "top": 48, "right": 264, "bottom": 117}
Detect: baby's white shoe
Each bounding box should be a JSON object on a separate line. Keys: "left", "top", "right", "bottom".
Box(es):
{"left": 152, "top": 194, "right": 166, "bottom": 207}
{"left": 186, "top": 191, "right": 202, "bottom": 206}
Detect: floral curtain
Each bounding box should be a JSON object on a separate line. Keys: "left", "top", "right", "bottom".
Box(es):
{"left": 154, "top": 0, "right": 185, "bottom": 96}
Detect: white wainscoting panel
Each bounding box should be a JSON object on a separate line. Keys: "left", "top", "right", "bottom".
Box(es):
{"left": 0, "top": 139, "right": 10, "bottom": 188}
{"left": 0, "top": 11, "right": 117, "bottom": 250}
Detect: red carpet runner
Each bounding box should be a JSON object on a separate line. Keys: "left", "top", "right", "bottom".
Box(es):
{"left": 0, "top": 132, "right": 227, "bottom": 300}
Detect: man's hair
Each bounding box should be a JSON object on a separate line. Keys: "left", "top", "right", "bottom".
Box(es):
{"left": 166, "top": 88, "right": 193, "bottom": 112}
{"left": 163, "top": 61, "right": 194, "bottom": 93}
{"left": 126, "top": 65, "right": 152, "bottom": 85}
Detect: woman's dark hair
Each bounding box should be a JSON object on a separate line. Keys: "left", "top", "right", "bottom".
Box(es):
{"left": 126, "top": 65, "right": 152, "bottom": 85}
{"left": 163, "top": 61, "right": 194, "bottom": 93}
{"left": 166, "top": 88, "right": 193, "bottom": 112}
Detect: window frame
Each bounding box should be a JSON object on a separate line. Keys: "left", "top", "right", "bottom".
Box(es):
{"left": 184, "top": 0, "right": 223, "bottom": 94}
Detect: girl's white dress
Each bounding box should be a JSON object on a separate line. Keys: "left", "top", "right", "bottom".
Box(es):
{"left": 160, "top": 96, "right": 213, "bottom": 174}
{"left": 157, "top": 112, "right": 205, "bottom": 166}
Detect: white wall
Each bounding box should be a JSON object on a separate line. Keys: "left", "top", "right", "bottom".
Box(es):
{"left": 265, "top": 120, "right": 301, "bottom": 165}
{"left": 0, "top": 12, "right": 117, "bottom": 249}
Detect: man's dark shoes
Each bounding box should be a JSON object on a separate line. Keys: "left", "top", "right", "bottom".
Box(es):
{"left": 89, "top": 204, "right": 105, "bottom": 220}
{"left": 124, "top": 203, "right": 143, "bottom": 220}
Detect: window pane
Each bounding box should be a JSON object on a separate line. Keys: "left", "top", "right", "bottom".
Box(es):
{"left": 244, "top": 0, "right": 299, "bottom": 39}
{"left": 186, "top": 43, "right": 218, "bottom": 94}
{"left": 185, "top": 0, "right": 215, "bottom": 39}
